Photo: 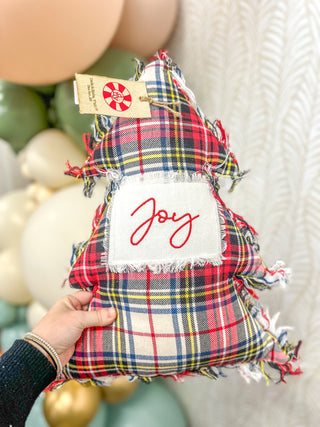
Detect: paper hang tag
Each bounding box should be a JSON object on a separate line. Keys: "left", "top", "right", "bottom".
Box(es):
{"left": 74, "top": 73, "right": 151, "bottom": 118}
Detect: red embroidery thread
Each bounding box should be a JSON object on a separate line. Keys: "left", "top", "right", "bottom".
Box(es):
{"left": 130, "top": 197, "right": 199, "bottom": 249}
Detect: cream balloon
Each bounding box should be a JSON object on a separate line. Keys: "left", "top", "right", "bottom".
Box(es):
{"left": 111, "top": 0, "right": 179, "bottom": 57}
{"left": 26, "top": 300, "right": 48, "bottom": 330}
{"left": 19, "top": 129, "right": 87, "bottom": 189}
{"left": 0, "top": 0, "right": 124, "bottom": 85}
{"left": 0, "top": 189, "right": 37, "bottom": 251}
{"left": 0, "top": 138, "right": 27, "bottom": 195}
{"left": 26, "top": 183, "right": 54, "bottom": 205}
{"left": 0, "top": 244, "right": 33, "bottom": 305}
{"left": 21, "top": 182, "right": 107, "bottom": 309}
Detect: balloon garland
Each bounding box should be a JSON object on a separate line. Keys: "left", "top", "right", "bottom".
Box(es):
{"left": 0, "top": 2, "right": 182, "bottom": 421}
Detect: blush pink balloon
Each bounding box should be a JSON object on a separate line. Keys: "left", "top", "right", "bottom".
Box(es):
{"left": 0, "top": 0, "right": 124, "bottom": 85}
{"left": 111, "top": 0, "right": 179, "bottom": 58}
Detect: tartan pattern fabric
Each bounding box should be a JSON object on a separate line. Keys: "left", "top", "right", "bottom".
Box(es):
{"left": 90, "top": 105, "right": 238, "bottom": 178}
{"left": 66, "top": 274, "right": 286, "bottom": 378}
{"left": 61, "top": 52, "right": 301, "bottom": 385}
{"left": 64, "top": 192, "right": 290, "bottom": 380}
{"left": 66, "top": 53, "right": 245, "bottom": 196}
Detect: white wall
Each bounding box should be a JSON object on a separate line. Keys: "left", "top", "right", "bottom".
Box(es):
{"left": 168, "top": 1, "right": 319, "bottom": 426}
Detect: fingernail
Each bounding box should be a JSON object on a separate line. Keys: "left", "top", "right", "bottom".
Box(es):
{"left": 106, "top": 307, "right": 117, "bottom": 318}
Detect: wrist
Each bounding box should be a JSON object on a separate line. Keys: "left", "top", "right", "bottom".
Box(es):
{"left": 23, "top": 332, "right": 63, "bottom": 379}
{"left": 26, "top": 340, "right": 56, "bottom": 367}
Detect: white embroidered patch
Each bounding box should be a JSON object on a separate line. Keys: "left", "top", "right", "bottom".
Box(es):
{"left": 107, "top": 176, "right": 223, "bottom": 273}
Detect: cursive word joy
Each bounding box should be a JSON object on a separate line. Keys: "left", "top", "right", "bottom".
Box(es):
{"left": 130, "top": 197, "right": 199, "bottom": 249}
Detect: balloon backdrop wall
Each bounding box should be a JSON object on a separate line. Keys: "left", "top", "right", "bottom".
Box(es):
{"left": 0, "top": 1, "right": 183, "bottom": 424}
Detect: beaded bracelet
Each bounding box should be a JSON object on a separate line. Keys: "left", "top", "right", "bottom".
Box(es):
{"left": 24, "top": 332, "right": 62, "bottom": 379}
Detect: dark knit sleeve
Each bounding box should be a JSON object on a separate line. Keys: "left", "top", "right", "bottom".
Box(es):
{"left": 0, "top": 339, "right": 56, "bottom": 426}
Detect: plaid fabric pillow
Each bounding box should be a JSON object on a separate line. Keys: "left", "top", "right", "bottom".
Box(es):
{"left": 61, "top": 52, "right": 301, "bottom": 386}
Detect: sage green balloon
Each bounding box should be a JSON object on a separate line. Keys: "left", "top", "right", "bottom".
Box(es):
{"left": 0, "top": 81, "right": 48, "bottom": 151}
{"left": 30, "top": 85, "right": 56, "bottom": 96}
{"left": 54, "top": 48, "right": 144, "bottom": 151}
{"left": 85, "top": 47, "right": 143, "bottom": 77}
{"left": 108, "top": 381, "right": 188, "bottom": 427}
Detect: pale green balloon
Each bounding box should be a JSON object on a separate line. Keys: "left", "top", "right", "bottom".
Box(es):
{"left": 0, "top": 322, "right": 29, "bottom": 352}
{"left": 16, "top": 304, "right": 28, "bottom": 323}
{"left": 26, "top": 393, "right": 49, "bottom": 427}
{"left": 108, "top": 381, "right": 188, "bottom": 427}
{"left": 0, "top": 299, "right": 18, "bottom": 327}
{"left": 88, "top": 401, "right": 109, "bottom": 427}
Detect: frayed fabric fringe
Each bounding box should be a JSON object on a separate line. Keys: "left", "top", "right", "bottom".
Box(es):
{"left": 49, "top": 329, "right": 301, "bottom": 390}
{"left": 234, "top": 277, "right": 302, "bottom": 384}
{"left": 238, "top": 341, "right": 302, "bottom": 385}
{"left": 229, "top": 170, "right": 250, "bottom": 192}
{"left": 169, "top": 338, "right": 302, "bottom": 385}
{"left": 108, "top": 255, "right": 225, "bottom": 275}
{"left": 236, "top": 261, "right": 291, "bottom": 291}
{"left": 65, "top": 160, "right": 98, "bottom": 198}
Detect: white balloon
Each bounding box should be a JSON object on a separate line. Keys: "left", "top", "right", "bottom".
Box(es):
{"left": 0, "top": 138, "right": 28, "bottom": 197}
{"left": 19, "top": 129, "right": 86, "bottom": 189}
{"left": 26, "top": 183, "right": 54, "bottom": 204}
{"left": 0, "top": 244, "right": 33, "bottom": 305}
{"left": 21, "top": 182, "right": 107, "bottom": 309}
{"left": 26, "top": 300, "right": 48, "bottom": 330}
{"left": 0, "top": 189, "right": 37, "bottom": 251}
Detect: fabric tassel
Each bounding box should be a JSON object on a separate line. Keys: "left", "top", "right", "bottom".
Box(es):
{"left": 237, "top": 340, "right": 302, "bottom": 385}
{"left": 234, "top": 280, "right": 302, "bottom": 384}
{"left": 236, "top": 260, "right": 290, "bottom": 292}
{"left": 229, "top": 169, "right": 250, "bottom": 192}
{"left": 82, "top": 176, "right": 97, "bottom": 198}
{"left": 64, "top": 160, "right": 83, "bottom": 179}
{"left": 134, "top": 57, "right": 146, "bottom": 80}
{"left": 82, "top": 133, "right": 95, "bottom": 156}
{"left": 64, "top": 159, "right": 97, "bottom": 198}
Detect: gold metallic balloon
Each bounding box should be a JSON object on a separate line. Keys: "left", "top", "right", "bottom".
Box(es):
{"left": 44, "top": 380, "right": 101, "bottom": 427}
{"left": 101, "top": 377, "right": 138, "bottom": 404}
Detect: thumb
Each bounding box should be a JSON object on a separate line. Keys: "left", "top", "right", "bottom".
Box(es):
{"left": 80, "top": 307, "right": 117, "bottom": 328}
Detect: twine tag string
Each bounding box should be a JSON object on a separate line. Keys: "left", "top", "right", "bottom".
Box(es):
{"left": 139, "top": 96, "right": 182, "bottom": 117}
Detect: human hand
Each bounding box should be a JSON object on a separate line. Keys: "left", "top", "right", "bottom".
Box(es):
{"left": 31, "top": 290, "right": 117, "bottom": 367}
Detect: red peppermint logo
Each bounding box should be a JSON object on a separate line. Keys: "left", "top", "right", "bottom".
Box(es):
{"left": 103, "top": 82, "right": 132, "bottom": 112}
